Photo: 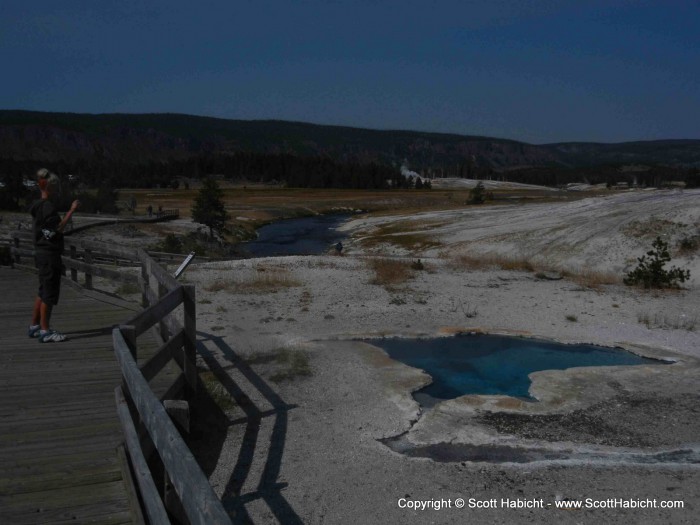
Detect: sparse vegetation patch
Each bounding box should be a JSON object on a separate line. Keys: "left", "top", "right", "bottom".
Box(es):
{"left": 204, "top": 268, "right": 301, "bottom": 294}
{"left": 245, "top": 348, "right": 312, "bottom": 383}
{"left": 638, "top": 312, "right": 697, "bottom": 331}
{"left": 367, "top": 257, "right": 415, "bottom": 287}
{"left": 452, "top": 253, "right": 535, "bottom": 273}
{"left": 199, "top": 370, "right": 237, "bottom": 411}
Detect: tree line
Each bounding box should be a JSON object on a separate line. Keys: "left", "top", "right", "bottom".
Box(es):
{"left": 0, "top": 152, "right": 408, "bottom": 191}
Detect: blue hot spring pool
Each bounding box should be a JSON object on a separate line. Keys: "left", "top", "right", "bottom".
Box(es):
{"left": 367, "top": 334, "right": 664, "bottom": 403}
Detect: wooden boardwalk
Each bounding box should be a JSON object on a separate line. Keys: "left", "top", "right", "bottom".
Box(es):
{"left": 0, "top": 266, "right": 138, "bottom": 524}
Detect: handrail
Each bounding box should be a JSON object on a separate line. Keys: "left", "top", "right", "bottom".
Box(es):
{"left": 114, "top": 329, "right": 231, "bottom": 525}
{"left": 8, "top": 231, "right": 232, "bottom": 523}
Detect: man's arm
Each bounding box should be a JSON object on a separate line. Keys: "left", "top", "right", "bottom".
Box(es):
{"left": 57, "top": 200, "right": 80, "bottom": 233}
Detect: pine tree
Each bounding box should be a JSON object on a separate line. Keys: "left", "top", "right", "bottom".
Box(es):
{"left": 469, "top": 180, "right": 486, "bottom": 204}
{"left": 624, "top": 237, "right": 690, "bottom": 288}
{"left": 191, "top": 178, "right": 228, "bottom": 239}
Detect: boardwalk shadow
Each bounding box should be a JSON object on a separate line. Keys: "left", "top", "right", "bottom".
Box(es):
{"left": 65, "top": 326, "right": 114, "bottom": 340}
{"left": 195, "top": 331, "right": 302, "bottom": 525}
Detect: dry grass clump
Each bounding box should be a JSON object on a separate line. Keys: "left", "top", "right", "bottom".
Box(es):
{"left": 203, "top": 269, "right": 301, "bottom": 294}
{"left": 622, "top": 217, "right": 688, "bottom": 239}
{"left": 638, "top": 312, "right": 697, "bottom": 331}
{"left": 367, "top": 257, "right": 415, "bottom": 286}
{"left": 451, "top": 253, "right": 535, "bottom": 273}
{"left": 451, "top": 253, "right": 621, "bottom": 290}
{"left": 565, "top": 267, "right": 620, "bottom": 289}
{"left": 203, "top": 280, "right": 231, "bottom": 292}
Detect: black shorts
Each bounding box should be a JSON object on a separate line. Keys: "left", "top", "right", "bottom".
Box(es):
{"left": 35, "top": 252, "right": 63, "bottom": 306}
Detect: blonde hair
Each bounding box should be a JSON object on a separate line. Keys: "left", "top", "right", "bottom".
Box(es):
{"left": 37, "top": 168, "right": 61, "bottom": 192}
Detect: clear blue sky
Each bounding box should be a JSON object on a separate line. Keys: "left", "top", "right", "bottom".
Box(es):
{"left": 2, "top": 0, "right": 698, "bottom": 144}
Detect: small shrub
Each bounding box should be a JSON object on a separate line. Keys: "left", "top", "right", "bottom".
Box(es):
{"left": 450, "top": 298, "right": 478, "bottom": 319}
{"left": 624, "top": 237, "right": 690, "bottom": 288}
{"left": 565, "top": 314, "right": 578, "bottom": 322}
{"left": 159, "top": 233, "right": 183, "bottom": 254}
{"left": 411, "top": 259, "right": 425, "bottom": 271}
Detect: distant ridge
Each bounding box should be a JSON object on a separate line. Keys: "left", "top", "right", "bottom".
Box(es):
{"left": 1, "top": 110, "right": 699, "bottom": 168}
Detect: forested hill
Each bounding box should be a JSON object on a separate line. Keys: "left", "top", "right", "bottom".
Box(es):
{"left": 4, "top": 110, "right": 699, "bottom": 171}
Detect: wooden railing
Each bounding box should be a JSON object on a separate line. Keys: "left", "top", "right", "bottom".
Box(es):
{"left": 155, "top": 208, "right": 180, "bottom": 220}
{"left": 10, "top": 232, "right": 208, "bottom": 291}
{"left": 9, "top": 232, "right": 231, "bottom": 524}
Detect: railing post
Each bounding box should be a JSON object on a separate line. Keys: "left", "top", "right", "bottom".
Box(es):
{"left": 13, "top": 235, "right": 21, "bottom": 265}
{"left": 140, "top": 262, "right": 150, "bottom": 308}
{"left": 183, "top": 284, "right": 197, "bottom": 397}
{"left": 120, "top": 324, "right": 138, "bottom": 362}
{"left": 84, "top": 248, "right": 93, "bottom": 290}
{"left": 69, "top": 244, "right": 78, "bottom": 282}
{"left": 158, "top": 282, "right": 169, "bottom": 339}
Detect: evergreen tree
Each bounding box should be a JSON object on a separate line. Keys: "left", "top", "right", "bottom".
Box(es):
{"left": 191, "top": 178, "right": 229, "bottom": 239}
{"left": 469, "top": 181, "right": 486, "bottom": 204}
{"left": 624, "top": 237, "right": 690, "bottom": 288}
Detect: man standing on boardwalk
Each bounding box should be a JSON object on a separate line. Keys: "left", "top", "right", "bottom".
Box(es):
{"left": 28, "top": 169, "right": 80, "bottom": 343}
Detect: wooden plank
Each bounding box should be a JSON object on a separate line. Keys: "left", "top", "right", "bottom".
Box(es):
{"left": 113, "top": 329, "right": 232, "bottom": 525}
{"left": 140, "top": 329, "right": 184, "bottom": 382}
{"left": 1, "top": 479, "right": 130, "bottom": 516}
{"left": 1, "top": 258, "right": 193, "bottom": 523}
{"left": 183, "top": 284, "right": 197, "bottom": 394}
{"left": 116, "top": 444, "right": 147, "bottom": 525}
{"left": 0, "top": 464, "right": 123, "bottom": 494}
{"left": 125, "top": 286, "right": 183, "bottom": 337}
{"left": 65, "top": 239, "right": 138, "bottom": 261}
{"left": 62, "top": 257, "right": 141, "bottom": 284}
{"left": 137, "top": 248, "right": 179, "bottom": 291}
{"left": 115, "top": 386, "right": 169, "bottom": 525}
{"left": 0, "top": 267, "right": 135, "bottom": 522}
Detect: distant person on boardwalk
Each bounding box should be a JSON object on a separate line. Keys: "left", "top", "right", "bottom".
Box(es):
{"left": 335, "top": 241, "right": 343, "bottom": 256}
{"left": 28, "top": 169, "right": 80, "bottom": 343}
{"left": 147, "top": 204, "right": 153, "bottom": 217}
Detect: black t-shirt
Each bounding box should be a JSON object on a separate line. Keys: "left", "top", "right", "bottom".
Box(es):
{"left": 31, "top": 199, "right": 64, "bottom": 254}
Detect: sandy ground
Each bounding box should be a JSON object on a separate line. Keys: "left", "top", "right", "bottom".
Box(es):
{"left": 172, "top": 189, "right": 700, "bottom": 524}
